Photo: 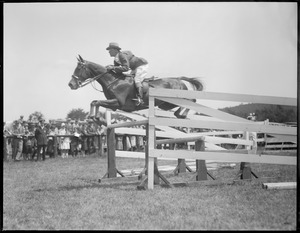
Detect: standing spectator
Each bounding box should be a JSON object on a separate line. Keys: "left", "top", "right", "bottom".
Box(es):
{"left": 35, "top": 119, "right": 48, "bottom": 161}
{"left": 19, "top": 115, "right": 25, "bottom": 124}
{"left": 3, "top": 122, "right": 12, "bottom": 161}
{"left": 65, "top": 118, "right": 72, "bottom": 134}
{"left": 80, "top": 123, "right": 88, "bottom": 156}
{"left": 24, "top": 135, "right": 36, "bottom": 161}
{"left": 30, "top": 134, "right": 38, "bottom": 161}
{"left": 47, "top": 125, "right": 57, "bottom": 158}
{"left": 58, "top": 123, "right": 70, "bottom": 158}
{"left": 69, "top": 121, "right": 75, "bottom": 134}
{"left": 22, "top": 122, "right": 32, "bottom": 160}
{"left": 12, "top": 120, "right": 25, "bottom": 161}
{"left": 70, "top": 127, "right": 82, "bottom": 157}
{"left": 74, "top": 119, "right": 80, "bottom": 130}
{"left": 86, "top": 122, "right": 96, "bottom": 154}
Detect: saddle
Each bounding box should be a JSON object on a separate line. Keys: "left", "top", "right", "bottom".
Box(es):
{"left": 143, "top": 76, "right": 158, "bottom": 82}
{"left": 110, "top": 71, "right": 158, "bottom": 83}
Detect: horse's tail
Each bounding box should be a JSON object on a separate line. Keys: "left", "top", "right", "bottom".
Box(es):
{"left": 180, "top": 77, "right": 204, "bottom": 91}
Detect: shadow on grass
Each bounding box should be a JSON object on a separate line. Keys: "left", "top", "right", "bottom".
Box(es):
{"left": 33, "top": 179, "right": 141, "bottom": 192}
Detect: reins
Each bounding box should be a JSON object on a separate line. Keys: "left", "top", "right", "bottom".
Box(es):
{"left": 73, "top": 61, "right": 126, "bottom": 93}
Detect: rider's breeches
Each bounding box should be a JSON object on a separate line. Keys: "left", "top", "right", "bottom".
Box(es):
{"left": 131, "top": 64, "right": 149, "bottom": 87}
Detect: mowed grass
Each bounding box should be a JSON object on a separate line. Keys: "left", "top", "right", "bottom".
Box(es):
{"left": 3, "top": 153, "right": 297, "bottom": 230}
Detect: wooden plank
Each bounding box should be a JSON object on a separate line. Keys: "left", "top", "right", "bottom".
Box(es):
{"left": 149, "top": 149, "right": 297, "bottom": 165}
{"left": 107, "top": 128, "right": 117, "bottom": 178}
{"left": 262, "top": 182, "right": 296, "bottom": 190}
{"left": 114, "top": 126, "right": 188, "bottom": 138}
{"left": 115, "top": 110, "right": 147, "bottom": 120}
{"left": 147, "top": 96, "right": 156, "bottom": 190}
{"left": 155, "top": 135, "right": 253, "bottom": 146}
{"left": 185, "top": 131, "right": 245, "bottom": 137}
{"left": 262, "top": 151, "right": 297, "bottom": 156}
{"left": 157, "top": 96, "right": 250, "bottom": 123}
{"left": 204, "top": 136, "right": 254, "bottom": 146}
{"left": 266, "top": 135, "right": 297, "bottom": 143}
{"left": 205, "top": 149, "right": 249, "bottom": 154}
{"left": 155, "top": 109, "right": 227, "bottom": 122}
{"left": 187, "top": 114, "right": 227, "bottom": 122}
{"left": 265, "top": 144, "right": 297, "bottom": 149}
{"left": 107, "top": 119, "right": 148, "bottom": 129}
{"left": 149, "top": 117, "right": 297, "bottom": 136}
{"left": 205, "top": 142, "right": 227, "bottom": 151}
{"left": 115, "top": 151, "right": 145, "bottom": 159}
{"left": 156, "top": 136, "right": 205, "bottom": 145}
{"left": 116, "top": 109, "right": 189, "bottom": 138}
{"left": 115, "top": 128, "right": 146, "bottom": 136}
{"left": 149, "top": 88, "right": 297, "bottom": 106}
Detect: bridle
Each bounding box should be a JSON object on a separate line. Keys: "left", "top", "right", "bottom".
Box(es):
{"left": 71, "top": 60, "right": 124, "bottom": 92}
{"left": 72, "top": 73, "right": 106, "bottom": 88}
{"left": 72, "top": 61, "right": 107, "bottom": 89}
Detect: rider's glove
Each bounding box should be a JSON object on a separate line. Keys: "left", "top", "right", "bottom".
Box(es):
{"left": 106, "top": 65, "right": 114, "bottom": 71}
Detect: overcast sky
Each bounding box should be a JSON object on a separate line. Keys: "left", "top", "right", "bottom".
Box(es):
{"left": 3, "top": 2, "right": 297, "bottom": 122}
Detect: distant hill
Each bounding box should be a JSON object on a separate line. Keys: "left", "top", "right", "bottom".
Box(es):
{"left": 217, "top": 103, "right": 297, "bottom": 123}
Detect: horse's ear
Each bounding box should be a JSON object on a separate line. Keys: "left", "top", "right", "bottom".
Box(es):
{"left": 78, "top": 55, "right": 84, "bottom": 62}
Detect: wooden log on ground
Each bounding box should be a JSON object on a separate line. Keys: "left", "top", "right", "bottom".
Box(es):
{"left": 262, "top": 182, "right": 296, "bottom": 190}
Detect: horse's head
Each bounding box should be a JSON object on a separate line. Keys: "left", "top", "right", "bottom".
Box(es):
{"left": 68, "top": 55, "right": 107, "bottom": 90}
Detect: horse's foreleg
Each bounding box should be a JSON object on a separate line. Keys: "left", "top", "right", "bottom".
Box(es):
{"left": 89, "top": 100, "right": 98, "bottom": 118}
{"left": 94, "top": 99, "right": 120, "bottom": 111}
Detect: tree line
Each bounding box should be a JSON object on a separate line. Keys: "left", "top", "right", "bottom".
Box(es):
{"left": 219, "top": 103, "right": 297, "bottom": 123}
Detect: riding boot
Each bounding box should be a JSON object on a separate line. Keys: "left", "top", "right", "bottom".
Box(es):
{"left": 135, "top": 86, "right": 144, "bottom": 106}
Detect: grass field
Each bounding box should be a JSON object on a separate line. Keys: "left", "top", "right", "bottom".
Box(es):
{"left": 3, "top": 153, "right": 297, "bottom": 230}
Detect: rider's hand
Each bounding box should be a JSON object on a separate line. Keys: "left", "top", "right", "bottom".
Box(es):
{"left": 106, "top": 65, "right": 114, "bottom": 71}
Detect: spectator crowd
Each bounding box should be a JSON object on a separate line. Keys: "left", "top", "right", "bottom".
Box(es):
{"left": 3, "top": 116, "right": 105, "bottom": 162}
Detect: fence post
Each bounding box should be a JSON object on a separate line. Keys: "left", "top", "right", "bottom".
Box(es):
{"left": 177, "top": 159, "right": 187, "bottom": 173}
{"left": 147, "top": 95, "right": 156, "bottom": 189}
{"left": 98, "top": 135, "right": 103, "bottom": 156}
{"left": 107, "top": 128, "right": 117, "bottom": 178}
{"left": 195, "top": 139, "right": 208, "bottom": 181}
{"left": 240, "top": 131, "right": 252, "bottom": 179}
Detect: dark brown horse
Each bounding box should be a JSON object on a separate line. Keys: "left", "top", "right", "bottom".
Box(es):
{"left": 68, "top": 55, "right": 204, "bottom": 119}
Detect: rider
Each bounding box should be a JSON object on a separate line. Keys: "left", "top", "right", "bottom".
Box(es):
{"left": 105, "top": 42, "right": 148, "bottom": 106}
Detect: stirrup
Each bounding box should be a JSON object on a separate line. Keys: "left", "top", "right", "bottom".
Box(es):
{"left": 133, "top": 98, "right": 144, "bottom": 106}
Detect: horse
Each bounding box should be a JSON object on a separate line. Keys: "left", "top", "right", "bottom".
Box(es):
{"left": 68, "top": 55, "right": 204, "bottom": 122}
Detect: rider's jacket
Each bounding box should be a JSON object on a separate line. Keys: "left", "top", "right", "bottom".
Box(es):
{"left": 113, "top": 50, "right": 148, "bottom": 73}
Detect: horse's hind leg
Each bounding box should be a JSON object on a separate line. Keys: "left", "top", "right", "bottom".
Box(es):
{"left": 173, "top": 99, "right": 196, "bottom": 119}
{"left": 174, "top": 107, "right": 189, "bottom": 119}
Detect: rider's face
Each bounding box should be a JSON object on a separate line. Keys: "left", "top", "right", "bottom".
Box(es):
{"left": 108, "top": 48, "right": 119, "bottom": 57}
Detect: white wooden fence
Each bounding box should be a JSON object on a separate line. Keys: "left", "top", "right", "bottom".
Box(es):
{"left": 146, "top": 88, "right": 297, "bottom": 189}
